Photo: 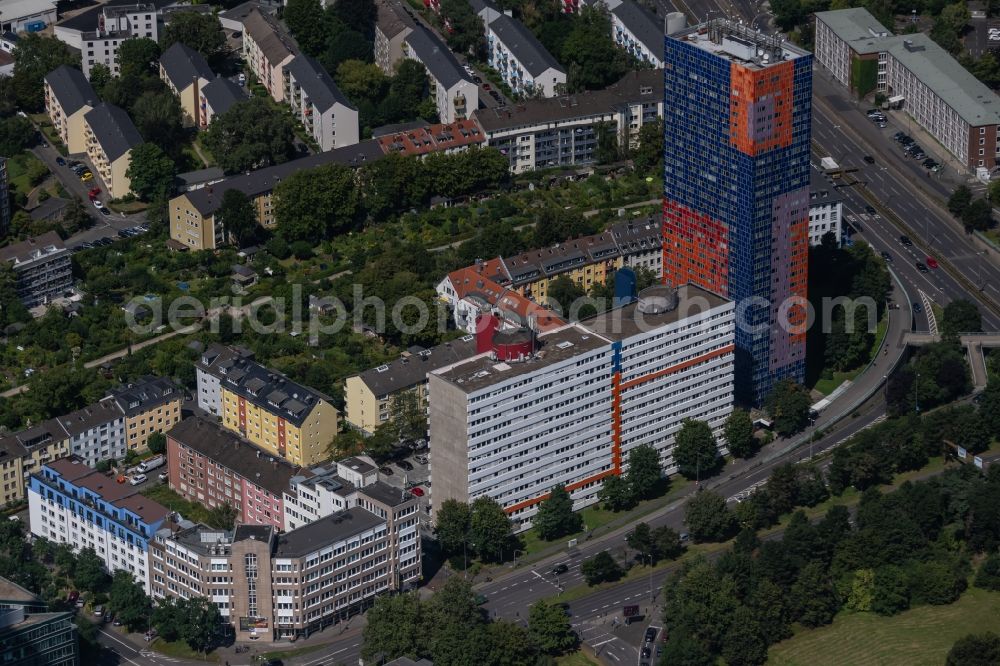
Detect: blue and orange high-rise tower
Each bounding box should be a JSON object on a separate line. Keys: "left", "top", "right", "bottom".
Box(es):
{"left": 662, "top": 20, "right": 811, "bottom": 404}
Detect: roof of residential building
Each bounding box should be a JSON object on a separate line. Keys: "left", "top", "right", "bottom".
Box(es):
{"left": 45, "top": 456, "right": 95, "bottom": 483}
{"left": 283, "top": 54, "right": 354, "bottom": 112}
{"left": 43, "top": 65, "right": 97, "bottom": 116}
{"left": 43, "top": 456, "right": 170, "bottom": 522}
{"left": 501, "top": 229, "right": 620, "bottom": 285}
{"left": 276, "top": 507, "right": 385, "bottom": 556}
{"left": 1, "top": 0, "right": 56, "bottom": 21}
{"left": 354, "top": 335, "right": 478, "bottom": 397}
{"left": 375, "top": 119, "right": 484, "bottom": 156}
{"left": 372, "top": 119, "right": 430, "bottom": 137}
{"left": 219, "top": 0, "right": 279, "bottom": 24}
{"left": 469, "top": 0, "right": 499, "bottom": 16}
{"left": 0, "top": 231, "right": 67, "bottom": 267}
{"left": 243, "top": 8, "right": 297, "bottom": 65}
{"left": 473, "top": 68, "right": 661, "bottom": 131}
{"left": 0, "top": 436, "right": 27, "bottom": 467}
{"left": 55, "top": 0, "right": 170, "bottom": 32}
{"left": 810, "top": 168, "right": 842, "bottom": 206}
{"left": 580, "top": 284, "right": 731, "bottom": 341}
{"left": 56, "top": 397, "right": 124, "bottom": 437}
{"left": 443, "top": 266, "right": 566, "bottom": 332}
{"left": 487, "top": 14, "right": 564, "bottom": 77}
{"left": 339, "top": 456, "right": 376, "bottom": 476}
{"left": 28, "top": 197, "right": 70, "bottom": 221}
{"left": 196, "top": 344, "right": 332, "bottom": 426}
{"left": 167, "top": 416, "right": 304, "bottom": 495}
{"left": 108, "top": 375, "right": 180, "bottom": 417}
{"left": 176, "top": 166, "right": 226, "bottom": 189}
{"left": 610, "top": 1, "right": 663, "bottom": 57}
{"left": 5, "top": 420, "right": 67, "bottom": 452}
{"left": 83, "top": 103, "right": 142, "bottom": 162}
{"left": 357, "top": 480, "right": 415, "bottom": 507}
{"left": 609, "top": 217, "right": 661, "bottom": 256}
{"left": 161, "top": 523, "right": 234, "bottom": 555}
{"left": 885, "top": 33, "right": 1000, "bottom": 126}
{"left": 159, "top": 42, "right": 214, "bottom": 91}
{"left": 200, "top": 75, "right": 247, "bottom": 116}
{"left": 375, "top": 0, "right": 415, "bottom": 41}
{"left": 814, "top": 8, "right": 892, "bottom": 55}
{"left": 181, "top": 139, "right": 384, "bottom": 216}
{"left": 0, "top": 576, "right": 42, "bottom": 606}
{"left": 403, "top": 25, "right": 471, "bottom": 90}
{"left": 288, "top": 465, "right": 356, "bottom": 497}
{"left": 233, "top": 524, "right": 275, "bottom": 543}
{"left": 116, "top": 492, "right": 171, "bottom": 524}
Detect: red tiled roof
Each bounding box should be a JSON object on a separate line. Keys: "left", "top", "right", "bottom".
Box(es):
{"left": 445, "top": 266, "right": 564, "bottom": 332}
{"left": 376, "top": 119, "right": 485, "bottom": 157}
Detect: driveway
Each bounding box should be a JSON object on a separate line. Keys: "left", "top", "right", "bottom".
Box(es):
{"left": 30, "top": 142, "right": 147, "bottom": 249}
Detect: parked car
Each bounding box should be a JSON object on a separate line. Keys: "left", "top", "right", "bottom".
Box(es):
{"left": 473, "top": 75, "right": 482, "bottom": 84}
{"left": 238, "top": 72, "right": 246, "bottom": 85}
{"left": 88, "top": 187, "right": 101, "bottom": 198}
{"left": 398, "top": 460, "right": 414, "bottom": 471}
{"left": 409, "top": 486, "right": 424, "bottom": 497}
{"left": 899, "top": 235, "right": 913, "bottom": 246}
{"left": 865, "top": 205, "right": 877, "bottom": 215}
{"left": 641, "top": 646, "right": 652, "bottom": 658}
{"left": 379, "top": 466, "right": 393, "bottom": 476}
{"left": 415, "top": 455, "right": 429, "bottom": 465}
{"left": 913, "top": 302, "right": 923, "bottom": 313}
{"left": 926, "top": 256, "right": 939, "bottom": 269}
{"left": 129, "top": 473, "right": 147, "bottom": 485}
{"left": 482, "top": 83, "right": 491, "bottom": 90}
{"left": 92, "top": 199, "right": 102, "bottom": 208}
{"left": 645, "top": 627, "right": 658, "bottom": 643}
{"left": 93, "top": 606, "right": 103, "bottom": 617}
{"left": 99, "top": 207, "right": 111, "bottom": 216}
{"left": 80, "top": 172, "right": 93, "bottom": 182}
{"left": 55, "top": 157, "right": 66, "bottom": 166}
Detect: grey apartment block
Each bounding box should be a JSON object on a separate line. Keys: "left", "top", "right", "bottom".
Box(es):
{"left": 0, "top": 231, "right": 72, "bottom": 308}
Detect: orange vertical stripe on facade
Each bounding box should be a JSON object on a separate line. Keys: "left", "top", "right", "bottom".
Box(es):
{"left": 619, "top": 344, "right": 736, "bottom": 391}
{"left": 787, "top": 217, "right": 809, "bottom": 346}
{"left": 729, "top": 60, "right": 794, "bottom": 157}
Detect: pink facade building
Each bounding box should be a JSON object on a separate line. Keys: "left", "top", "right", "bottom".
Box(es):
{"left": 166, "top": 416, "right": 302, "bottom": 531}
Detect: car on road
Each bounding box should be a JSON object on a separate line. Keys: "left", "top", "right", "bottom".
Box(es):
{"left": 398, "top": 460, "right": 414, "bottom": 471}
{"left": 129, "top": 473, "right": 147, "bottom": 485}
{"left": 113, "top": 616, "right": 123, "bottom": 626}
{"left": 916, "top": 261, "right": 928, "bottom": 273}
{"left": 474, "top": 594, "right": 487, "bottom": 606}
{"left": 379, "top": 466, "right": 393, "bottom": 476}
{"left": 490, "top": 90, "right": 501, "bottom": 100}
{"left": 55, "top": 157, "right": 66, "bottom": 166}
{"left": 645, "top": 627, "right": 658, "bottom": 643}
{"left": 473, "top": 75, "right": 482, "bottom": 83}
{"left": 238, "top": 72, "right": 246, "bottom": 85}
{"left": 158, "top": 472, "right": 168, "bottom": 482}
{"left": 463, "top": 64, "right": 474, "bottom": 75}
{"left": 679, "top": 532, "right": 690, "bottom": 542}
{"left": 552, "top": 563, "right": 569, "bottom": 575}
{"left": 926, "top": 256, "right": 939, "bottom": 269}
{"left": 913, "top": 302, "right": 923, "bottom": 313}
{"left": 92, "top": 199, "right": 102, "bottom": 208}
{"left": 88, "top": 187, "right": 101, "bottom": 198}
{"left": 99, "top": 207, "right": 111, "bottom": 216}
{"left": 482, "top": 82, "right": 491, "bottom": 90}
{"left": 899, "top": 235, "right": 913, "bottom": 246}
{"left": 865, "top": 205, "right": 877, "bottom": 215}
{"left": 880, "top": 251, "right": 893, "bottom": 262}
{"left": 863, "top": 155, "right": 875, "bottom": 164}
{"left": 410, "top": 486, "right": 424, "bottom": 497}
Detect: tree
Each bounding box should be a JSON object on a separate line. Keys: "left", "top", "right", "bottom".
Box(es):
{"left": 631, "top": 118, "right": 663, "bottom": 174}
{"left": 206, "top": 502, "right": 238, "bottom": 530}
{"left": 660, "top": 627, "right": 714, "bottom": 666}
{"left": 178, "top": 596, "right": 221, "bottom": 653}
{"left": 147, "top": 432, "right": 166, "bottom": 454}
{"left": 152, "top": 597, "right": 184, "bottom": 642}
{"left": 528, "top": 599, "right": 578, "bottom": 655}
{"left": 580, "top": 550, "right": 623, "bottom": 585}
{"left": 203, "top": 98, "right": 297, "bottom": 174}
{"left": 274, "top": 162, "right": 360, "bottom": 241}
{"left": 117, "top": 37, "right": 160, "bottom": 78}
{"left": 215, "top": 189, "right": 257, "bottom": 247}
{"left": 721, "top": 605, "right": 767, "bottom": 666}
{"left": 361, "top": 592, "right": 423, "bottom": 662}
{"left": 790, "top": 562, "right": 839, "bottom": 627}
{"left": 88, "top": 63, "right": 112, "bottom": 95}
{"left": 469, "top": 496, "right": 512, "bottom": 562}
{"left": 12, "top": 34, "right": 79, "bottom": 110}
{"left": 766, "top": 463, "right": 801, "bottom": 516}
{"left": 673, "top": 419, "right": 719, "bottom": 480}
{"left": 652, "top": 526, "right": 684, "bottom": 561}
{"left": 597, "top": 475, "right": 635, "bottom": 511}
{"left": 943, "top": 299, "right": 982, "bottom": 338}
{"left": 684, "top": 491, "right": 737, "bottom": 542}
{"left": 486, "top": 621, "right": 539, "bottom": 666}
{"left": 440, "top": 0, "right": 485, "bottom": 57}
{"left": 126, "top": 143, "right": 175, "bottom": 202}
{"left": 161, "top": 12, "right": 226, "bottom": 61}
{"left": 724, "top": 409, "right": 758, "bottom": 459}
{"left": 284, "top": 0, "right": 330, "bottom": 55}
{"left": 74, "top": 548, "right": 110, "bottom": 593}
{"left": 625, "top": 443, "right": 662, "bottom": 499}
{"left": 627, "top": 522, "right": 655, "bottom": 560}
{"left": 434, "top": 499, "right": 471, "bottom": 557}
{"left": 948, "top": 184, "right": 973, "bottom": 216}
{"left": 108, "top": 570, "right": 151, "bottom": 631}
{"left": 963, "top": 198, "right": 994, "bottom": 232}
{"left": 534, "top": 484, "right": 582, "bottom": 541}
{"left": 947, "top": 633, "right": 1000, "bottom": 666}
{"left": 132, "top": 90, "right": 185, "bottom": 156}
{"left": 0, "top": 115, "right": 33, "bottom": 156}
{"left": 559, "top": 6, "right": 629, "bottom": 92}
{"left": 872, "top": 565, "right": 910, "bottom": 615}
{"left": 765, "top": 380, "right": 812, "bottom": 437}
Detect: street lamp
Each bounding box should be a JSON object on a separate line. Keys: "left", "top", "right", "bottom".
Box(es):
{"left": 641, "top": 553, "right": 654, "bottom": 602}
{"left": 914, "top": 371, "right": 920, "bottom": 414}
{"left": 512, "top": 549, "right": 524, "bottom": 567}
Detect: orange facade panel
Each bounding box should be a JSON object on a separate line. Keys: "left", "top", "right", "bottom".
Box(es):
{"left": 729, "top": 60, "right": 794, "bottom": 157}
{"left": 662, "top": 199, "right": 729, "bottom": 295}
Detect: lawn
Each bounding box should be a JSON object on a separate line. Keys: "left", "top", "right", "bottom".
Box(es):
{"left": 4, "top": 152, "right": 48, "bottom": 194}
{"left": 556, "top": 649, "right": 602, "bottom": 665}
{"left": 813, "top": 309, "right": 888, "bottom": 396}
{"left": 150, "top": 637, "right": 219, "bottom": 662}
{"left": 141, "top": 484, "right": 213, "bottom": 524}
{"left": 768, "top": 587, "right": 1000, "bottom": 666}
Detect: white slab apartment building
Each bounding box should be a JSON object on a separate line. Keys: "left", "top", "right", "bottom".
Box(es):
{"left": 428, "top": 284, "right": 735, "bottom": 530}
{"left": 815, "top": 8, "right": 1000, "bottom": 171}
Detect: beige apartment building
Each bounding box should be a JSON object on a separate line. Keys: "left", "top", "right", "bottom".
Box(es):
{"left": 108, "top": 376, "right": 182, "bottom": 452}
{"left": 43, "top": 65, "right": 97, "bottom": 154}
{"left": 158, "top": 42, "right": 214, "bottom": 126}
{"left": 149, "top": 482, "right": 421, "bottom": 641}
{"left": 82, "top": 103, "right": 141, "bottom": 199}
{"left": 242, "top": 8, "right": 296, "bottom": 102}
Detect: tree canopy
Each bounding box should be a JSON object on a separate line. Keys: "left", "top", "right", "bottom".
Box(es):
{"left": 161, "top": 12, "right": 227, "bottom": 61}
{"left": 12, "top": 34, "right": 79, "bottom": 110}
{"left": 126, "top": 143, "right": 176, "bottom": 202}
{"left": 203, "top": 98, "right": 298, "bottom": 174}
{"left": 673, "top": 420, "right": 720, "bottom": 480}
{"left": 533, "top": 484, "right": 582, "bottom": 541}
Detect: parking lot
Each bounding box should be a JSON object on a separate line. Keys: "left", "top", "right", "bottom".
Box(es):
{"left": 377, "top": 445, "right": 433, "bottom": 521}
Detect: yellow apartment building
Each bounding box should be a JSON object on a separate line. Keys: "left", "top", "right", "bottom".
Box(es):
{"left": 109, "top": 376, "right": 183, "bottom": 452}
{"left": 82, "top": 103, "right": 141, "bottom": 199}
{"left": 43, "top": 65, "right": 98, "bottom": 154}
